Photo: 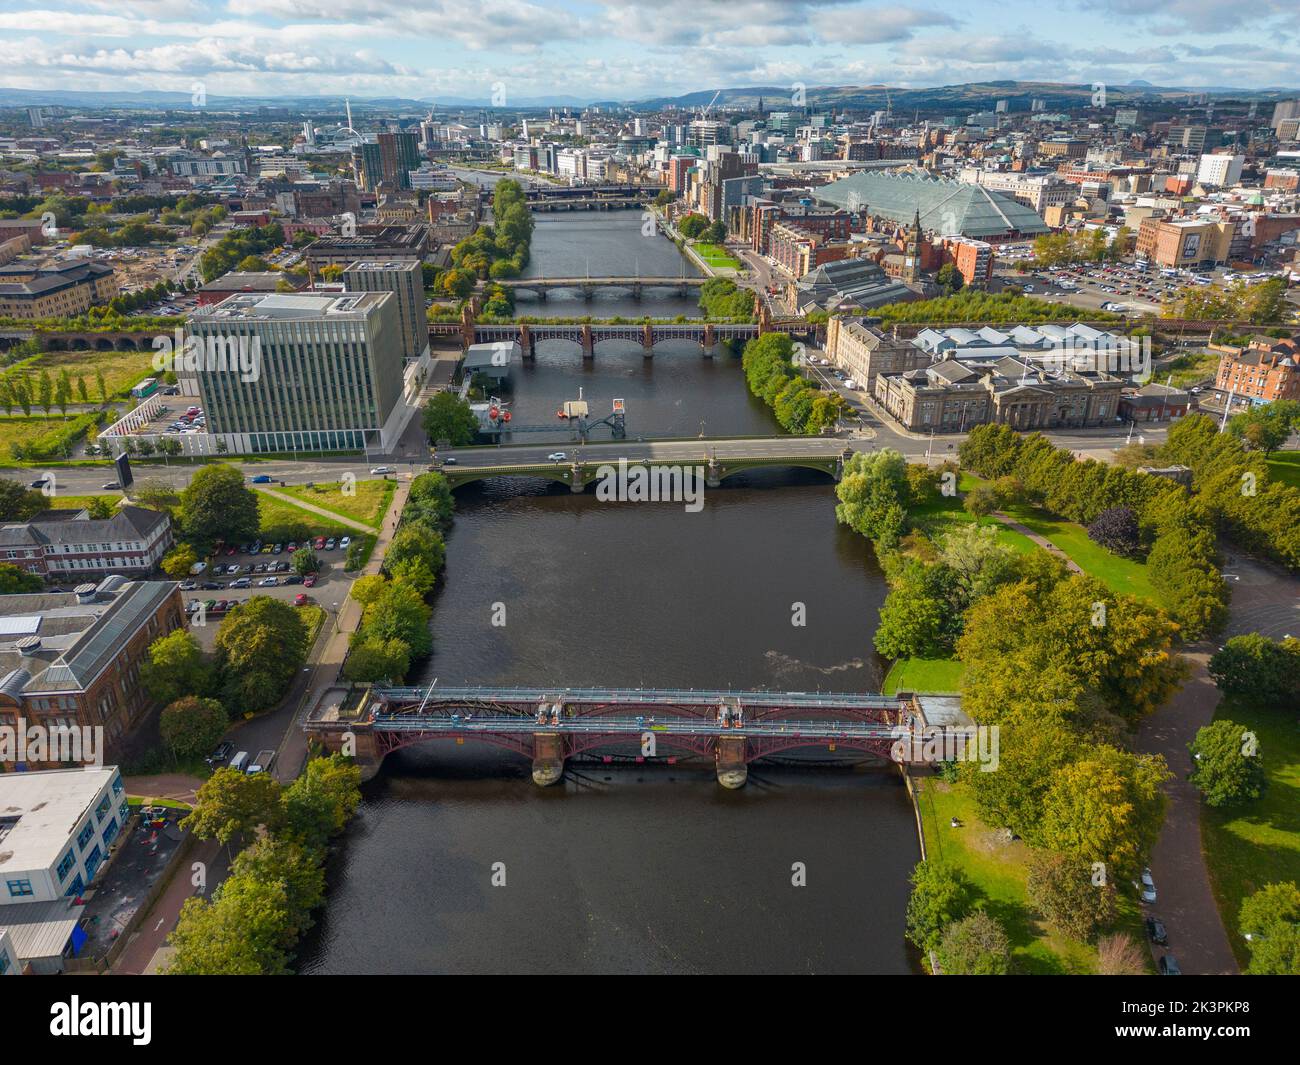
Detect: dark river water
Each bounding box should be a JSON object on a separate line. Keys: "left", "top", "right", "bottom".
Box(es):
{"left": 295, "top": 206, "right": 920, "bottom": 975}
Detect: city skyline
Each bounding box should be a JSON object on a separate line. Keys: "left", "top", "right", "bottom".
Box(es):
{"left": 3, "top": 0, "right": 1300, "bottom": 103}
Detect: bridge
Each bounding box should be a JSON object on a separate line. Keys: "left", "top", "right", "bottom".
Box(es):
{"left": 305, "top": 685, "right": 935, "bottom": 788}
{"left": 523, "top": 183, "right": 656, "bottom": 202}
{"left": 496, "top": 276, "right": 708, "bottom": 300}
{"left": 430, "top": 437, "right": 853, "bottom": 490}
{"left": 430, "top": 318, "right": 762, "bottom": 357}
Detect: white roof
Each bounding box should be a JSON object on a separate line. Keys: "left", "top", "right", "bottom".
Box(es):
{"left": 0, "top": 768, "right": 118, "bottom": 871}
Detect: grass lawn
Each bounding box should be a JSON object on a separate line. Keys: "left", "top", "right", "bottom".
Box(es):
{"left": 297, "top": 604, "right": 328, "bottom": 646}
{"left": 3, "top": 348, "right": 156, "bottom": 398}
{"left": 693, "top": 242, "right": 741, "bottom": 269}
{"left": 1200, "top": 696, "right": 1300, "bottom": 969}
{"left": 45, "top": 492, "right": 125, "bottom": 513}
{"left": 909, "top": 474, "right": 1040, "bottom": 554}
{"left": 1161, "top": 350, "right": 1221, "bottom": 389}
{"left": 1266, "top": 451, "right": 1300, "bottom": 489}
{"left": 255, "top": 490, "right": 359, "bottom": 540}
{"left": 916, "top": 778, "right": 1150, "bottom": 974}
{"left": 0, "top": 413, "right": 90, "bottom": 454}
{"left": 276, "top": 478, "right": 394, "bottom": 530}
{"left": 883, "top": 657, "right": 965, "bottom": 694}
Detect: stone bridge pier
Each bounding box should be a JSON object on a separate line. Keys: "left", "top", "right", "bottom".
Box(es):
{"left": 317, "top": 723, "right": 384, "bottom": 782}
{"left": 715, "top": 735, "right": 748, "bottom": 789}
{"left": 532, "top": 733, "right": 565, "bottom": 786}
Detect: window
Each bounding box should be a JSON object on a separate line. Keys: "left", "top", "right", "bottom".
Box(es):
{"left": 76, "top": 821, "right": 95, "bottom": 850}
{"left": 56, "top": 849, "right": 76, "bottom": 882}
{"left": 64, "top": 873, "right": 84, "bottom": 898}
{"left": 6, "top": 879, "right": 33, "bottom": 897}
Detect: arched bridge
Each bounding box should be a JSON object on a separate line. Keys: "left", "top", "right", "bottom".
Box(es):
{"left": 430, "top": 320, "right": 759, "bottom": 357}
{"left": 430, "top": 437, "right": 853, "bottom": 491}
{"left": 496, "top": 277, "right": 707, "bottom": 300}
{"left": 305, "top": 685, "right": 938, "bottom": 788}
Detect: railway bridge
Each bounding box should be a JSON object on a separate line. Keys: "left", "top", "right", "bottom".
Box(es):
{"left": 305, "top": 685, "right": 936, "bottom": 788}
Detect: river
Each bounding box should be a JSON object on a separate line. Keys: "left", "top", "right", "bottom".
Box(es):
{"left": 295, "top": 205, "right": 920, "bottom": 975}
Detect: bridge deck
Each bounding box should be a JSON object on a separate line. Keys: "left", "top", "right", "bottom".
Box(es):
{"left": 371, "top": 686, "right": 902, "bottom": 709}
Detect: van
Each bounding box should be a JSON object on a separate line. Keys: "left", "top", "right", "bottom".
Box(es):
{"left": 229, "top": 751, "right": 250, "bottom": 773}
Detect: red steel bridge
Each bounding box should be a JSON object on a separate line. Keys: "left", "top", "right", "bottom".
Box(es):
{"left": 304, "top": 685, "right": 925, "bottom": 788}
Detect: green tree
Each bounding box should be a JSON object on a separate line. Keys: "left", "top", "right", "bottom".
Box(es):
{"left": 164, "top": 873, "right": 293, "bottom": 975}
{"left": 0, "top": 479, "right": 46, "bottom": 521}
{"left": 0, "top": 562, "right": 42, "bottom": 594}
{"left": 1209, "top": 634, "right": 1300, "bottom": 706}
{"left": 935, "top": 911, "right": 1011, "bottom": 974}
{"left": 1188, "top": 719, "right": 1268, "bottom": 808}
{"left": 407, "top": 471, "right": 455, "bottom": 527}
{"left": 422, "top": 390, "right": 479, "bottom": 447}
{"left": 358, "top": 580, "right": 432, "bottom": 658}
{"left": 282, "top": 754, "right": 363, "bottom": 851}
{"left": 141, "top": 629, "right": 214, "bottom": 707}
{"left": 1025, "top": 851, "right": 1118, "bottom": 942}
{"left": 935, "top": 262, "right": 965, "bottom": 295}
{"left": 343, "top": 635, "right": 412, "bottom": 683}
{"left": 1238, "top": 882, "right": 1300, "bottom": 975}
{"left": 385, "top": 521, "right": 446, "bottom": 580}
{"left": 161, "top": 542, "right": 199, "bottom": 580}
{"left": 291, "top": 547, "right": 319, "bottom": 575}
{"left": 834, "top": 449, "right": 910, "bottom": 548}
{"left": 181, "top": 463, "right": 260, "bottom": 545}
{"left": 215, "top": 596, "right": 309, "bottom": 713}
{"left": 905, "top": 861, "right": 978, "bottom": 954}
{"left": 159, "top": 696, "right": 228, "bottom": 760}
{"left": 181, "top": 766, "right": 284, "bottom": 847}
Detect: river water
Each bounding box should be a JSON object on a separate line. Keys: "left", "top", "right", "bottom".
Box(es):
{"left": 296, "top": 205, "right": 920, "bottom": 975}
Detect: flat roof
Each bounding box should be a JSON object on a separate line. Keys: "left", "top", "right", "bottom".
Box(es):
{"left": 0, "top": 767, "right": 119, "bottom": 872}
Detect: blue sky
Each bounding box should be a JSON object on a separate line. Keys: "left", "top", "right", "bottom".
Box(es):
{"left": 1, "top": 0, "right": 1299, "bottom": 102}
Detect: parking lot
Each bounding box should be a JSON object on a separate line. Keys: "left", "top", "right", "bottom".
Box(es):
{"left": 179, "top": 536, "right": 356, "bottom": 643}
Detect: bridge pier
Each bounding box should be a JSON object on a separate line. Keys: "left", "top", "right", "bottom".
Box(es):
{"left": 581, "top": 284, "right": 595, "bottom": 300}
{"left": 518, "top": 324, "right": 536, "bottom": 360}
{"left": 706, "top": 457, "right": 722, "bottom": 488}
{"left": 715, "top": 735, "right": 748, "bottom": 789}
{"left": 317, "top": 723, "right": 384, "bottom": 782}
{"left": 532, "top": 732, "right": 565, "bottom": 786}
{"left": 630, "top": 283, "right": 641, "bottom": 300}
{"left": 642, "top": 323, "right": 654, "bottom": 358}
{"left": 580, "top": 325, "right": 594, "bottom": 360}
{"left": 702, "top": 324, "right": 716, "bottom": 359}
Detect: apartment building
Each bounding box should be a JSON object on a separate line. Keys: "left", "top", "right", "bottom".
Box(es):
{"left": 0, "top": 260, "right": 117, "bottom": 319}
{"left": 1215, "top": 338, "right": 1300, "bottom": 405}
{"left": 1135, "top": 217, "right": 1234, "bottom": 268}
{"left": 825, "top": 317, "right": 930, "bottom": 390}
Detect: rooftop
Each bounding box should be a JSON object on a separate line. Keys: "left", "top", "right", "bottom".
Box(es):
{"left": 192, "top": 291, "right": 390, "bottom": 322}
{"left": 0, "top": 767, "right": 119, "bottom": 873}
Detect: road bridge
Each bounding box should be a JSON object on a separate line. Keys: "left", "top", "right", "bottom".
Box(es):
{"left": 431, "top": 436, "right": 852, "bottom": 490}
{"left": 496, "top": 276, "right": 707, "bottom": 300}
{"left": 305, "top": 685, "right": 930, "bottom": 787}
{"left": 431, "top": 319, "right": 760, "bottom": 357}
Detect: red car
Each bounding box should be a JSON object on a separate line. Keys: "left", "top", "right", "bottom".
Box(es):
{"left": 303, "top": 574, "right": 317, "bottom": 587}
{"left": 313, "top": 537, "right": 326, "bottom": 550}
{"left": 293, "top": 593, "right": 309, "bottom": 606}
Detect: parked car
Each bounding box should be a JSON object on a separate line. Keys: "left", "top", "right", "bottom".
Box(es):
{"left": 1146, "top": 917, "right": 1168, "bottom": 946}
{"left": 293, "top": 593, "right": 310, "bottom": 606}
{"left": 259, "top": 576, "right": 278, "bottom": 586}
{"left": 230, "top": 576, "right": 252, "bottom": 588}
{"left": 180, "top": 580, "right": 198, "bottom": 591}
{"left": 324, "top": 538, "right": 337, "bottom": 551}
{"left": 313, "top": 537, "right": 326, "bottom": 550}
{"left": 1139, "top": 868, "right": 1157, "bottom": 904}
{"left": 205, "top": 741, "right": 234, "bottom": 768}
{"left": 303, "top": 574, "right": 317, "bottom": 588}
{"left": 228, "top": 751, "right": 250, "bottom": 773}
{"left": 283, "top": 574, "right": 303, "bottom": 585}
{"left": 1158, "top": 954, "right": 1181, "bottom": 975}
{"left": 200, "top": 581, "right": 220, "bottom": 591}
{"left": 247, "top": 749, "right": 276, "bottom": 775}
{"left": 339, "top": 536, "right": 351, "bottom": 549}
{"left": 189, "top": 561, "right": 207, "bottom": 575}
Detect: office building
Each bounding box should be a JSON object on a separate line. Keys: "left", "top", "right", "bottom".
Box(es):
{"left": 0, "top": 506, "right": 172, "bottom": 578}
{"left": 187, "top": 291, "right": 408, "bottom": 453}
{"left": 343, "top": 259, "right": 427, "bottom": 362}
{"left": 0, "top": 260, "right": 117, "bottom": 319}
{"left": 1134, "top": 217, "right": 1234, "bottom": 268}
{"left": 1196, "top": 153, "right": 1244, "bottom": 188}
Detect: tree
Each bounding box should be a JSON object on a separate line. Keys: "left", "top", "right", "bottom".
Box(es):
{"left": 86, "top": 496, "right": 115, "bottom": 520}
{"left": 935, "top": 262, "right": 965, "bottom": 295}
{"left": 282, "top": 754, "right": 363, "bottom": 851}
{"left": 181, "top": 766, "right": 284, "bottom": 846}
{"left": 181, "top": 463, "right": 260, "bottom": 545}
{"left": 141, "top": 629, "right": 214, "bottom": 707}
{"left": 291, "top": 547, "right": 319, "bottom": 575}
{"left": 350, "top": 574, "right": 389, "bottom": 607}
{"left": 161, "top": 542, "right": 199, "bottom": 580}
{"left": 159, "top": 696, "right": 228, "bottom": 760}
{"left": 0, "top": 562, "right": 42, "bottom": 595}
{"left": 1038, "top": 745, "right": 1170, "bottom": 881}
{"left": 935, "top": 911, "right": 1011, "bottom": 974}
{"left": 422, "top": 390, "right": 479, "bottom": 447}
{"left": 164, "top": 872, "right": 293, "bottom": 975}
{"left": 1208, "top": 634, "right": 1300, "bottom": 706}
{"left": 1238, "top": 882, "right": 1300, "bottom": 975}
{"left": 229, "top": 836, "right": 326, "bottom": 939}
{"left": 407, "top": 471, "right": 455, "bottom": 528}
{"left": 96, "top": 370, "right": 108, "bottom": 405}
{"left": 343, "top": 635, "right": 412, "bottom": 683}
{"left": 677, "top": 213, "right": 708, "bottom": 239}
{"left": 385, "top": 522, "right": 446, "bottom": 582}
{"left": 1026, "top": 851, "right": 1118, "bottom": 941}
{"left": 1087, "top": 506, "right": 1141, "bottom": 558}
{"left": 132, "top": 478, "right": 181, "bottom": 518}
{"left": 0, "top": 479, "right": 46, "bottom": 522}
{"left": 963, "top": 711, "right": 1078, "bottom": 842}
{"left": 834, "top": 449, "right": 910, "bottom": 548}
{"left": 358, "top": 580, "right": 432, "bottom": 658}
{"left": 215, "top": 596, "right": 309, "bottom": 713}
{"left": 37, "top": 370, "right": 52, "bottom": 414}
{"left": 962, "top": 483, "right": 999, "bottom": 516}
{"left": 1188, "top": 719, "right": 1268, "bottom": 808}
{"left": 905, "top": 861, "right": 978, "bottom": 954}
{"left": 1096, "top": 933, "right": 1147, "bottom": 975}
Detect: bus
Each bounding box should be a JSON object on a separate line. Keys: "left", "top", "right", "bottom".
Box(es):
{"left": 130, "top": 377, "right": 159, "bottom": 400}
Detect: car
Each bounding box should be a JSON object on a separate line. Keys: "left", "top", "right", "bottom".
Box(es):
{"left": 204, "top": 599, "right": 217, "bottom": 612}
{"left": 205, "top": 741, "right": 234, "bottom": 767}
{"left": 324, "top": 538, "right": 337, "bottom": 551}
{"left": 276, "top": 561, "right": 290, "bottom": 572}
{"left": 1139, "top": 868, "right": 1157, "bottom": 904}
{"left": 189, "top": 561, "right": 207, "bottom": 575}
{"left": 293, "top": 593, "right": 310, "bottom": 606}
{"left": 212, "top": 564, "right": 226, "bottom": 576}
{"left": 259, "top": 576, "right": 278, "bottom": 587}
{"left": 100, "top": 481, "right": 121, "bottom": 490}
{"left": 29, "top": 477, "right": 50, "bottom": 489}
{"left": 370, "top": 466, "right": 392, "bottom": 475}
{"left": 186, "top": 600, "right": 200, "bottom": 613}
{"left": 547, "top": 452, "right": 567, "bottom": 461}
{"left": 1146, "top": 917, "right": 1168, "bottom": 945}
{"left": 287, "top": 541, "right": 298, "bottom": 552}
{"left": 272, "top": 543, "right": 283, "bottom": 554}
{"left": 251, "top": 474, "right": 272, "bottom": 484}
{"left": 283, "top": 574, "right": 303, "bottom": 585}
{"left": 212, "top": 600, "right": 227, "bottom": 613}
{"left": 260, "top": 543, "right": 273, "bottom": 554}
{"left": 1158, "top": 954, "right": 1181, "bottom": 975}
{"left": 303, "top": 574, "right": 317, "bottom": 588}
{"left": 442, "top": 456, "right": 458, "bottom": 465}
{"left": 227, "top": 564, "right": 242, "bottom": 575}
{"left": 339, "top": 536, "right": 351, "bottom": 549}
{"left": 200, "top": 581, "right": 220, "bottom": 591}
{"left": 225, "top": 545, "right": 237, "bottom": 556}
{"left": 230, "top": 576, "right": 252, "bottom": 588}
{"left": 313, "top": 537, "right": 326, "bottom": 550}
{"left": 180, "top": 580, "right": 198, "bottom": 591}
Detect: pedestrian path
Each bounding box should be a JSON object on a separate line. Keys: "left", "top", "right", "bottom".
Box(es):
{"left": 988, "top": 511, "right": 1083, "bottom": 573}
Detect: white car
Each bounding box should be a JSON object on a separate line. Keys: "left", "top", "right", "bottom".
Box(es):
{"left": 1138, "top": 868, "right": 1157, "bottom": 904}
{"left": 259, "top": 576, "right": 278, "bottom": 587}
{"left": 339, "top": 536, "right": 352, "bottom": 549}
{"left": 547, "top": 452, "right": 567, "bottom": 461}
{"left": 370, "top": 466, "right": 392, "bottom": 475}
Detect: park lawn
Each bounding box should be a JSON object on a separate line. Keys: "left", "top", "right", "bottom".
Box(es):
{"left": 0, "top": 413, "right": 88, "bottom": 454}
{"left": 883, "top": 657, "right": 965, "bottom": 694}
{"left": 1200, "top": 696, "right": 1300, "bottom": 969}
{"left": 1265, "top": 450, "right": 1300, "bottom": 489}
{"left": 693, "top": 242, "right": 741, "bottom": 268}
{"left": 916, "top": 778, "right": 1149, "bottom": 974}
{"left": 46, "top": 492, "right": 126, "bottom": 512}
{"left": 909, "top": 475, "right": 1040, "bottom": 555}
{"left": 276, "top": 478, "right": 394, "bottom": 530}
{"left": 4, "top": 348, "right": 156, "bottom": 398}
{"left": 254, "top": 490, "right": 357, "bottom": 540}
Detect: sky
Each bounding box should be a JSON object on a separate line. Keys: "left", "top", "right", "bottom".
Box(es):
{"left": 1, "top": 0, "right": 1299, "bottom": 103}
